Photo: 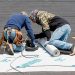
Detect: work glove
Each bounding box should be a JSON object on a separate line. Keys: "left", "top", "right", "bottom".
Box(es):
{"left": 34, "top": 32, "right": 46, "bottom": 39}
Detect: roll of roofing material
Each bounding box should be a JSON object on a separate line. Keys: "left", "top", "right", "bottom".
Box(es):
{"left": 44, "top": 44, "right": 60, "bottom": 57}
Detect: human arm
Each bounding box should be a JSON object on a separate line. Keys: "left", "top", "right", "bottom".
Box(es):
{"left": 34, "top": 32, "right": 46, "bottom": 39}
{"left": 34, "top": 29, "right": 51, "bottom": 41}
{"left": 37, "top": 11, "right": 51, "bottom": 40}
{"left": 24, "top": 16, "right": 35, "bottom": 47}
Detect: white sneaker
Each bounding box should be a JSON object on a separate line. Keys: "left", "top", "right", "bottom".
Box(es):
{"left": 70, "top": 46, "right": 75, "bottom": 56}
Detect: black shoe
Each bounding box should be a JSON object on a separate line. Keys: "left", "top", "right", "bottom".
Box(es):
{"left": 25, "top": 39, "right": 38, "bottom": 51}
{"left": 26, "top": 40, "right": 32, "bottom": 47}
{"left": 25, "top": 45, "right": 38, "bottom": 51}
{"left": 6, "top": 44, "right": 14, "bottom": 55}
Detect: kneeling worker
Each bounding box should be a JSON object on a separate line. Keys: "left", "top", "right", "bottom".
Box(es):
{"left": 0, "top": 11, "right": 38, "bottom": 55}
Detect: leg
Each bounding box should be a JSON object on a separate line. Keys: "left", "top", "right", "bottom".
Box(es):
{"left": 12, "top": 43, "right": 25, "bottom": 52}
{"left": 48, "top": 24, "right": 73, "bottom": 51}
{"left": 4, "top": 29, "right": 16, "bottom": 55}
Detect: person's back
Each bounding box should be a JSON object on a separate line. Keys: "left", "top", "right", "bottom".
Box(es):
{"left": 0, "top": 12, "right": 38, "bottom": 55}
{"left": 30, "top": 9, "right": 75, "bottom": 56}
{"left": 5, "top": 13, "right": 27, "bottom": 30}
{"left": 5, "top": 12, "right": 36, "bottom": 47}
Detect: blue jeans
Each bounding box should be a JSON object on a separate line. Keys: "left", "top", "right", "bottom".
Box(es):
{"left": 12, "top": 44, "right": 25, "bottom": 52}
{"left": 47, "top": 24, "right": 73, "bottom": 51}
{"left": 4, "top": 29, "right": 25, "bottom": 52}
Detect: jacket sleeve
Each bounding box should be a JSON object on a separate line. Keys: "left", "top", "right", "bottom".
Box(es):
{"left": 37, "top": 11, "right": 50, "bottom": 31}
{"left": 24, "top": 16, "right": 35, "bottom": 47}
{"left": 34, "top": 29, "right": 51, "bottom": 41}
{"left": 43, "top": 29, "right": 51, "bottom": 41}
{"left": 34, "top": 32, "right": 46, "bottom": 39}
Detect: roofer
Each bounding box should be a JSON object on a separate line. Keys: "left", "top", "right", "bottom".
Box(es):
{"left": 29, "top": 9, "right": 75, "bottom": 56}
{"left": 0, "top": 11, "right": 38, "bottom": 55}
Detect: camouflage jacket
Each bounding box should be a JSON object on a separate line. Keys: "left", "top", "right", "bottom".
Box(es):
{"left": 36, "top": 11, "right": 55, "bottom": 31}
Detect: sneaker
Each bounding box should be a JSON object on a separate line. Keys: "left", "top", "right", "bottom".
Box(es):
{"left": 60, "top": 50, "right": 72, "bottom": 55}
{"left": 6, "top": 44, "right": 14, "bottom": 55}
{"left": 70, "top": 46, "right": 75, "bottom": 56}
{"left": 25, "top": 45, "right": 38, "bottom": 51}
{"left": 26, "top": 40, "right": 32, "bottom": 47}
{"left": 25, "top": 39, "right": 38, "bottom": 51}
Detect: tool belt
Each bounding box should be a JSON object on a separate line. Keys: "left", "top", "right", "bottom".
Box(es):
{"left": 0, "top": 27, "right": 24, "bottom": 46}
{"left": 14, "top": 29, "right": 24, "bottom": 45}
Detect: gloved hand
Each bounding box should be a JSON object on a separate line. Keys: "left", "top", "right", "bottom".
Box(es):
{"left": 25, "top": 39, "right": 38, "bottom": 51}
{"left": 34, "top": 32, "right": 46, "bottom": 39}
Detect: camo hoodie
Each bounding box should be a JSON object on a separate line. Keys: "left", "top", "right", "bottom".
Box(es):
{"left": 36, "top": 10, "right": 69, "bottom": 31}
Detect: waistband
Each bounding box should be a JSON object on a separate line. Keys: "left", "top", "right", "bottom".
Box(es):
{"left": 4, "top": 25, "right": 20, "bottom": 31}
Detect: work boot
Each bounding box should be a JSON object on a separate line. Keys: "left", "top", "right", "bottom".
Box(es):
{"left": 6, "top": 44, "right": 14, "bottom": 55}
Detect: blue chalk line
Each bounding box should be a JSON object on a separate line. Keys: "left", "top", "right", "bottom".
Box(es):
{"left": 17, "top": 59, "right": 41, "bottom": 68}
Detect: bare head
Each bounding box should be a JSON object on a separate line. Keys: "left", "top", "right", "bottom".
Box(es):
{"left": 20, "top": 11, "right": 28, "bottom": 16}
